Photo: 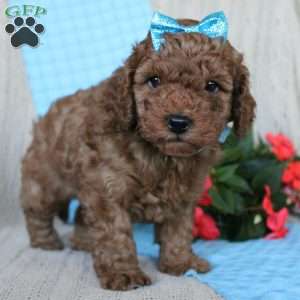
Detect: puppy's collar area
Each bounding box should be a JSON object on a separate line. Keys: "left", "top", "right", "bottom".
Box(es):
{"left": 150, "top": 11, "right": 228, "bottom": 51}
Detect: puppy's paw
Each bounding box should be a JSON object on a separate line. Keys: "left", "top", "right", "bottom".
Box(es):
{"left": 100, "top": 269, "right": 151, "bottom": 291}
{"left": 159, "top": 255, "right": 211, "bottom": 275}
{"left": 190, "top": 255, "right": 211, "bottom": 273}
{"left": 31, "top": 235, "right": 64, "bottom": 250}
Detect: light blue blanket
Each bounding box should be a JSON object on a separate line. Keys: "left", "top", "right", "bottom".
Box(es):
{"left": 15, "top": 0, "right": 300, "bottom": 298}
{"left": 134, "top": 223, "right": 300, "bottom": 300}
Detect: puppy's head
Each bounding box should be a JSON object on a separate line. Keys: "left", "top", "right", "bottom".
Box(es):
{"left": 125, "top": 19, "right": 256, "bottom": 157}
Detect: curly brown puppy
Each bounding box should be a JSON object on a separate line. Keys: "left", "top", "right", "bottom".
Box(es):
{"left": 21, "top": 19, "right": 255, "bottom": 290}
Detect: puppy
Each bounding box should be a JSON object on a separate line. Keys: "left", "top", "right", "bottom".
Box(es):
{"left": 21, "top": 19, "right": 255, "bottom": 290}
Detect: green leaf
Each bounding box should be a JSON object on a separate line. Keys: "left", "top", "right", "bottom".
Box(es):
{"left": 220, "top": 213, "right": 266, "bottom": 241}
{"left": 218, "top": 186, "right": 246, "bottom": 215}
{"left": 218, "top": 174, "right": 253, "bottom": 194}
{"left": 218, "top": 186, "right": 236, "bottom": 214}
{"left": 209, "top": 187, "right": 232, "bottom": 214}
{"left": 232, "top": 215, "right": 266, "bottom": 241}
{"left": 214, "top": 164, "right": 239, "bottom": 182}
{"left": 232, "top": 192, "right": 247, "bottom": 214}
{"left": 237, "top": 159, "right": 275, "bottom": 180}
{"left": 209, "top": 186, "right": 247, "bottom": 215}
{"left": 255, "top": 138, "right": 272, "bottom": 157}
{"left": 223, "top": 131, "right": 239, "bottom": 148}
{"left": 238, "top": 131, "right": 255, "bottom": 159}
{"left": 242, "top": 194, "right": 262, "bottom": 207}
{"left": 227, "top": 175, "right": 253, "bottom": 194}
{"left": 271, "top": 191, "right": 288, "bottom": 211}
{"left": 221, "top": 148, "right": 242, "bottom": 164}
{"left": 251, "top": 164, "right": 285, "bottom": 194}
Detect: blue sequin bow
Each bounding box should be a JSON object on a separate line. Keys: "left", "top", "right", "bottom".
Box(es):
{"left": 150, "top": 11, "right": 228, "bottom": 51}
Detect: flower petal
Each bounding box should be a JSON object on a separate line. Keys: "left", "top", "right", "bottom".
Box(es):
{"left": 282, "top": 162, "right": 300, "bottom": 191}
{"left": 265, "top": 227, "right": 288, "bottom": 239}
{"left": 266, "top": 208, "right": 289, "bottom": 231}
{"left": 292, "top": 179, "right": 300, "bottom": 190}
{"left": 194, "top": 210, "right": 220, "bottom": 240}
{"left": 282, "top": 169, "right": 293, "bottom": 184}
{"left": 194, "top": 207, "right": 204, "bottom": 225}
{"left": 198, "top": 194, "right": 213, "bottom": 206}
{"left": 266, "top": 133, "right": 295, "bottom": 161}
{"left": 204, "top": 176, "right": 213, "bottom": 191}
{"left": 262, "top": 185, "right": 274, "bottom": 215}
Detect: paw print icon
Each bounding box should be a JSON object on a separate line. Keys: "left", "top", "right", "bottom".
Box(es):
{"left": 5, "top": 16, "right": 44, "bottom": 47}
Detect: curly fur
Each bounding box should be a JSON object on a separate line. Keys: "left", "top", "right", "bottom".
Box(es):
{"left": 20, "top": 19, "right": 256, "bottom": 291}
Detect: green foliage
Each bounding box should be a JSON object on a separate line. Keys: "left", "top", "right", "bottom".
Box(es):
{"left": 251, "top": 164, "right": 285, "bottom": 194}
{"left": 209, "top": 187, "right": 234, "bottom": 214}
{"left": 200, "top": 130, "right": 295, "bottom": 241}
{"left": 220, "top": 213, "right": 267, "bottom": 241}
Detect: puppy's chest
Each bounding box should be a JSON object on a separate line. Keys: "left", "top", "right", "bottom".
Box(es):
{"left": 129, "top": 163, "right": 200, "bottom": 223}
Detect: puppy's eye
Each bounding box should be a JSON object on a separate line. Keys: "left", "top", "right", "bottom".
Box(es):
{"left": 205, "top": 81, "right": 220, "bottom": 93}
{"left": 147, "top": 76, "right": 160, "bottom": 88}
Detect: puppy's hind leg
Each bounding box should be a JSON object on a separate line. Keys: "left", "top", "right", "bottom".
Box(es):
{"left": 21, "top": 175, "right": 64, "bottom": 250}
{"left": 70, "top": 206, "right": 95, "bottom": 252}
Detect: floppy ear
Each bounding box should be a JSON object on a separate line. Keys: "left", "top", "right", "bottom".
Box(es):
{"left": 122, "top": 38, "right": 152, "bottom": 130}
{"left": 117, "top": 36, "right": 154, "bottom": 131}
{"left": 93, "top": 38, "right": 151, "bottom": 133}
{"left": 231, "top": 61, "right": 256, "bottom": 137}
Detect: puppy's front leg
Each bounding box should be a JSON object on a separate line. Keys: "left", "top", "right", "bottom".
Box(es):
{"left": 80, "top": 189, "right": 151, "bottom": 290}
{"left": 158, "top": 206, "right": 211, "bottom": 275}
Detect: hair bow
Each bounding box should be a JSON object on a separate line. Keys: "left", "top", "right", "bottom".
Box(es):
{"left": 150, "top": 11, "right": 228, "bottom": 51}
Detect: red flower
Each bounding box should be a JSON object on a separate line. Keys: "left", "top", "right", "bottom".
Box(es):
{"left": 265, "top": 209, "right": 289, "bottom": 239}
{"left": 262, "top": 185, "right": 273, "bottom": 215}
{"left": 193, "top": 207, "right": 220, "bottom": 240}
{"left": 266, "top": 133, "right": 295, "bottom": 161}
{"left": 262, "top": 185, "right": 289, "bottom": 239}
{"left": 198, "top": 176, "right": 213, "bottom": 206}
{"left": 282, "top": 161, "right": 300, "bottom": 191}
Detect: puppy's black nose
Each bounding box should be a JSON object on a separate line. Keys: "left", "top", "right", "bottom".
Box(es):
{"left": 167, "top": 114, "right": 192, "bottom": 134}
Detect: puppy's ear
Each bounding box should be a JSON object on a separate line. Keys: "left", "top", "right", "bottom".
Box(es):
{"left": 125, "top": 37, "right": 152, "bottom": 75}
{"left": 116, "top": 38, "right": 152, "bottom": 130}
{"left": 231, "top": 59, "right": 256, "bottom": 137}
{"left": 98, "top": 38, "right": 151, "bottom": 132}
